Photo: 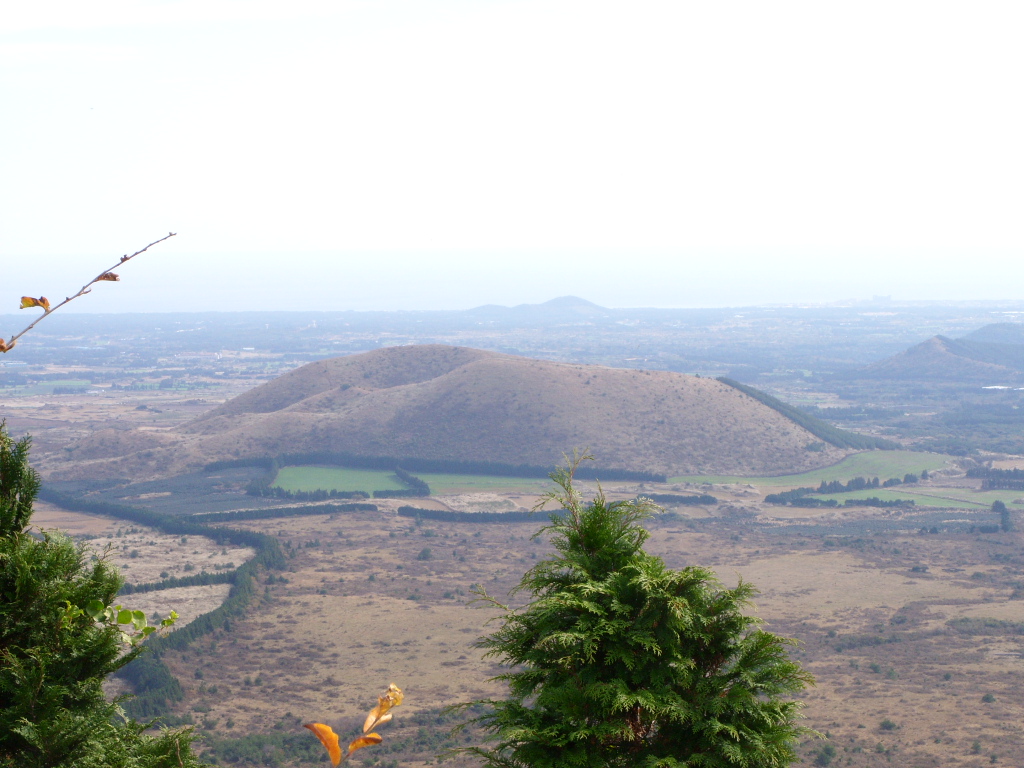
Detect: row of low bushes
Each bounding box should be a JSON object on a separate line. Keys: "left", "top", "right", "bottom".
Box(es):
{"left": 766, "top": 485, "right": 916, "bottom": 507}
{"left": 119, "top": 570, "right": 235, "bottom": 595}
{"left": 247, "top": 486, "right": 371, "bottom": 501}
{"left": 969, "top": 466, "right": 1024, "bottom": 491}
{"left": 394, "top": 467, "right": 430, "bottom": 495}
{"left": 791, "top": 496, "right": 914, "bottom": 509}
{"left": 397, "top": 506, "right": 541, "bottom": 523}
{"left": 188, "top": 502, "right": 377, "bottom": 524}
{"left": 966, "top": 467, "right": 1024, "bottom": 480}
{"left": 373, "top": 488, "right": 429, "bottom": 499}
{"left": 638, "top": 493, "right": 718, "bottom": 505}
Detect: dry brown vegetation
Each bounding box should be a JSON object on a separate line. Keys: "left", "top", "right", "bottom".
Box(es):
{"left": 0, "top": 377, "right": 260, "bottom": 480}
{"left": 11, "top": 356, "right": 1024, "bottom": 766}
{"left": 29, "top": 502, "right": 254, "bottom": 624}
{"left": 60, "top": 490, "right": 1013, "bottom": 768}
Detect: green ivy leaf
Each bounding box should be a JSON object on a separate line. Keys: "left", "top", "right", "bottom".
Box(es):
{"left": 85, "top": 599, "right": 106, "bottom": 620}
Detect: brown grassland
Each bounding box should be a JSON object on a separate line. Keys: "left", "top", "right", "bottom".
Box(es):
{"left": 40, "top": 487, "right": 1024, "bottom": 768}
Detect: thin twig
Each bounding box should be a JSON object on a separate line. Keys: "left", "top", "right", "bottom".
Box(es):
{"left": 1, "top": 232, "right": 176, "bottom": 353}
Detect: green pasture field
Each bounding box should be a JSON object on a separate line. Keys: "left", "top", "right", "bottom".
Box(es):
{"left": 669, "top": 450, "right": 952, "bottom": 487}
{"left": 906, "top": 488, "right": 1024, "bottom": 507}
{"left": 272, "top": 466, "right": 550, "bottom": 495}
{"left": 273, "top": 466, "right": 406, "bottom": 493}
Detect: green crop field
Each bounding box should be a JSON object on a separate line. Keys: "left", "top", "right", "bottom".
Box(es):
{"left": 272, "top": 466, "right": 550, "bottom": 495}
{"left": 906, "top": 488, "right": 1024, "bottom": 507}
{"left": 669, "top": 450, "right": 952, "bottom": 487}
{"left": 273, "top": 466, "right": 407, "bottom": 493}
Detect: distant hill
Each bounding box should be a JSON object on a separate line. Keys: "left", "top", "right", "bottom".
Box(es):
{"left": 466, "top": 295, "right": 608, "bottom": 322}
{"left": 855, "top": 324, "right": 1024, "bottom": 383}
{"left": 962, "top": 323, "right": 1024, "bottom": 346}
{"left": 62, "top": 345, "right": 862, "bottom": 479}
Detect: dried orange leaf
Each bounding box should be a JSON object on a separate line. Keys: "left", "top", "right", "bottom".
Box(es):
{"left": 362, "top": 708, "right": 380, "bottom": 734}
{"left": 97, "top": 272, "right": 120, "bottom": 281}
{"left": 346, "top": 733, "right": 383, "bottom": 756}
{"left": 20, "top": 296, "right": 50, "bottom": 311}
{"left": 304, "top": 722, "right": 342, "bottom": 766}
{"left": 386, "top": 683, "right": 404, "bottom": 707}
{"left": 0, "top": 339, "right": 12, "bottom": 353}
{"left": 363, "top": 683, "right": 404, "bottom": 732}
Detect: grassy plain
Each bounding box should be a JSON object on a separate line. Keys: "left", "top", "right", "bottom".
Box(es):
{"left": 670, "top": 449, "right": 953, "bottom": 486}
{"left": 112, "top": 500, "right": 1024, "bottom": 768}
{"left": 273, "top": 466, "right": 407, "bottom": 493}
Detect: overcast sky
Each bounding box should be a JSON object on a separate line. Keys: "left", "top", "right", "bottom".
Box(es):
{"left": 2, "top": 1, "right": 1022, "bottom": 313}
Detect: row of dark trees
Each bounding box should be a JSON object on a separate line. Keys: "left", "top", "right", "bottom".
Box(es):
{"left": 189, "top": 502, "right": 377, "bottom": 524}
{"left": 766, "top": 473, "right": 927, "bottom": 506}
{"left": 765, "top": 485, "right": 915, "bottom": 508}
{"left": 638, "top": 492, "right": 719, "bottom": 505}
{"left": 717, "top": 377, "right": 900, "bottom": 450}
{"left": 398, "top": 506, "right": 540, "bottom": 524}
{"left": 815, "top": 473, "right": 925, "bottom": 494}
{"left": 35, "top": 487, "right": 286, "bottom": 722}
{"left": 968, "top": 467, "right": 1024, "bottom": 490}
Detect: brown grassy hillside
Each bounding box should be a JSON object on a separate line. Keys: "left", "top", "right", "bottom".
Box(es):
{"left": 167, "top": 345, "right": 846, "bottom": 476}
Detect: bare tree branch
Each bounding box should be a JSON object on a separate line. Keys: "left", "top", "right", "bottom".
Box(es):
{"left": 0, "top": 232, "right": 176, "bottom": 353}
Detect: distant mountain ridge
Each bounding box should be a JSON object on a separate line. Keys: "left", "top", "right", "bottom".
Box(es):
{"left": 63, "top": 345, "right": 862, "bottom": 479}
{"left": 466, "top": 295, "right": 608, "bottom": 321}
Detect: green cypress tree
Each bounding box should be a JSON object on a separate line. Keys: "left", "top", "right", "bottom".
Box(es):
{"left": 459, "top": 455, "right": 813, "bottom": 768}
{"left": 993, "top": 500, "right": 1013, "bottom": 532}
{"left": 0, "top": 426, "right": 205, "bottom": 768}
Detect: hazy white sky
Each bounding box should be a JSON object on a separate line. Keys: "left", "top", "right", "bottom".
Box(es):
{"left": 2, "top": 1, "right": 1022, "bottom": 312}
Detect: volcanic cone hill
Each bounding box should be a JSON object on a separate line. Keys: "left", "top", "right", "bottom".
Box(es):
{"left": 165, "top": 345, "right": 850, "bottom": 477}
{"left": 856, "top": 325, "right": 1024, "bottom": 383}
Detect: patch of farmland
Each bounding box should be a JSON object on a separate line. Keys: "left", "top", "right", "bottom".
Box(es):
{"left": 669, "top": 449, "right": 953, "bottom": 486}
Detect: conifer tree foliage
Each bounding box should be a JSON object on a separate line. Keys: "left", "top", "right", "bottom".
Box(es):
{"left": 460, "top": 455, "right": 812, "bottom": 768}
{"left": 0, "top": 426, "right": 204, "bottom": 768}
